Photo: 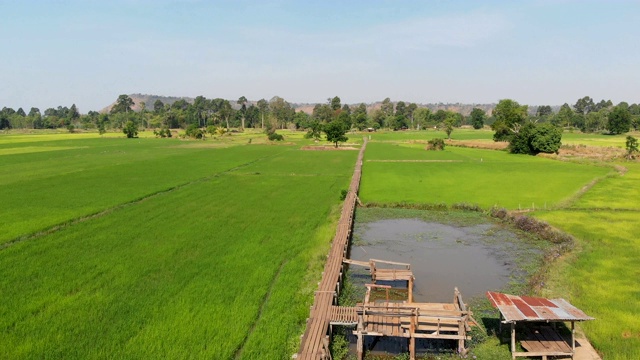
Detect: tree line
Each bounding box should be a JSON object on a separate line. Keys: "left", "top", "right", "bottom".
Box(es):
{"left": 1, "top": 95, "right": 638, "bottom": 139}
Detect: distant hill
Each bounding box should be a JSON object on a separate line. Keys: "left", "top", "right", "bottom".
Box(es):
{"left": 102, "top": 94, "right": 556, "bottom": 116}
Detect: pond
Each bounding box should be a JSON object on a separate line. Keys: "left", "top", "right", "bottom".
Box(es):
{"left": 349, "top": 218, "right": 535, "bottom": 303}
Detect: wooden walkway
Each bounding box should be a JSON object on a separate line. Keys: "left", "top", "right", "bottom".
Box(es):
{"left": 296, "top": 139, "right": 367, "bottom": 359}
{"left": 295, "top": 139, "right": 472, "bottom": 360}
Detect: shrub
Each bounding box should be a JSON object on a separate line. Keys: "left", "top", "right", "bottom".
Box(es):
{"left": 340, "top": 189, "right": 348, "bottom": 200}
{"left": 426, "top": 138, "right": 445, "bottom": 150}
{"left": 451, "top": 202, "right": 482, "bottom": 212}
{"left": 266, "top": 128, "right": 284, "bottom": 141}
{"left": 185, "top": 124, "right": 205, "bottom": 139}
{"left": 123, "top": 121, "right": 138, "bottom": 138}
{"left": 625, "top": 135, "right": 638, "bottom": 160}
{"left": 206, "top": 125, "right": 217, "bottom": 136}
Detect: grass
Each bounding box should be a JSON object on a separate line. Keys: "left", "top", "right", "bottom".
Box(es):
{"left": 364, "top": 128, "right": 494, "bottom": 142}
{"left": 360, "top": 142, "right": 611, "bottom": 209}
{"left": 534, "top": 210, "right": 640, "bottom": 360}
{"left": 531, "top": 162, "right": 640, "bottom": 360}
{"left": 560, "top": 131, "right": 640, "bottom": 148}
{"left": 0, "top": 133, "right": 358, "bottom": 359}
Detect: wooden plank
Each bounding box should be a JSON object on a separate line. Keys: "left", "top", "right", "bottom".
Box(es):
{"left": 343, "top": 259, "right": 370, "bottom": 268}
{"left": 370, "top": 258, "right": 411, "bottom": 267}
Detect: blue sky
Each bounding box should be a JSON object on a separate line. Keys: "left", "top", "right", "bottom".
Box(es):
{"left": 1, "top": 0, "right": 639, "bottom": 112}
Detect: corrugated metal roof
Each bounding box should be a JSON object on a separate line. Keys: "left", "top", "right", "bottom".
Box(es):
{"left": 486, "top": 291, "right": 595, "bottom": 323}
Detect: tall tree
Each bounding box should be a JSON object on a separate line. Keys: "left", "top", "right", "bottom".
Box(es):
{"left": 153, "top": 99, "right": 165, "bottom": 114}
{"left": 407, "top": 103, "right": 417, "bottom": 129}
{"left": 219, "top": 100, "right": 233, "bottom": 129}
{"left": 594, "top": 99, "right": 613, "bottom": 112}
{"left": 536, "top": 105, "right": 553, "bottom": 117}
{"left": 269, "top": 96, "right": 293, "bottom": 129}
{"left": 413, "top": 108, "right": 431, "bottom": 130}
{"left": 257, "top": 99, "right": 269, "bottom": 129}
{"left": 381, "top": 98, "right": 394, "bottom": 118}
{"left": 608, "top": 105, "right": 631, "bottom": 135}
{"left": 574, "top": 96, "right": 595, "bottom": 115}
{"left": 330, "top": 96, "right": 341, "bottom": 111}
{"left": 491, "top": 99, "right": 528, "bottom": 141}
{"left": 139, "top": 101, "right": 148, "bottom": 128}
{"left": 469, "top": 108, "right": 486, "bottom": 129}
{"left": 111, "top": 94, "right": 135, "bottom": 114}
{"left": 312, "top": 104, "right": 334, "bottom": 123}
{"left": 324, "top": 120, "right": 348, "bottom": 147}
{"left": 27, "top": 107, "right": 41, "bottom": 129}
{"left": 352, "top": 103, "right": 368, "bottom": 131}
{"left": 237, "top": 96, "right": 247, "bottom": 129}
{"left": 395, "top": 101, "right": 407, "bottom": 117}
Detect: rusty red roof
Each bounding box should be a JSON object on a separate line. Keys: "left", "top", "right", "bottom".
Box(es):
{"left": 486, "top": 291, "right": 595, "bottom": 323}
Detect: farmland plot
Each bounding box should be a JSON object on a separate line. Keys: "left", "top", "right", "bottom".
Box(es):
{"left": 0, "top": 135, "right": 358, "bottom": 359}
{"left": 360, "top": 142, "right": 611, "bottom": 209}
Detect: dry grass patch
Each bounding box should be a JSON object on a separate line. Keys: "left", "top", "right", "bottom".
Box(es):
{"left": 447, "top": 139, "right": 509, "bottom": 150}
{"left": 550, "top": 144, "right": 625, "bottom": 161}
{"left": 300, "top": 145, "right": 358, "bottom": 151}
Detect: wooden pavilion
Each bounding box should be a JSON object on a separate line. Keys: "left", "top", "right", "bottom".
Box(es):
{"left": 486, "top": 291, "right": 595, "bottom": 360}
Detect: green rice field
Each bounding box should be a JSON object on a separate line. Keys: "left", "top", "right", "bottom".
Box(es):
{"left": 1, "top": 129, "right": 638, "bottom": 359}
{"left": 534, "top": 162, "right": 640, "bottom": 359}
{"left": 360, "top": 141, "right": 612, "bottom": 209}
{"left": 0, "top": 132, "right": 358, "bottom": 359}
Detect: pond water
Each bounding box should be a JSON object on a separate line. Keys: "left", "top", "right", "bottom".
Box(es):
{"left": 342, "top": 215, "right": 543, "bottom": 357}
{"left": 349, "top": 218, "right": 534, "bottom": 303}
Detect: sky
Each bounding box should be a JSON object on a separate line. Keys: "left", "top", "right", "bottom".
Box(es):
{"left": 1, "top": 0, "right": 639, "bottom": 113}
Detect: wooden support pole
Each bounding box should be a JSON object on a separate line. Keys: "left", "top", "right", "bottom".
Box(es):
{"left": 410, "top": 310, "right": 416, "bottom": 360}
{"left": 408, "top": 277, "right": 414, "bottom": 303}
{"left": 571, "top": 321, "right": 576, "bottom": 352}
{"left": 409, "top": 336, "right": 415, "bottom": 360}
{"left": 356, "top": 333, "right": 363, "bottom": 360}
{"left": 458, "top": 319, "right": 465, "bottom": 354}
{"left": 511, "top": 322, "right": 516, "bottom": 360}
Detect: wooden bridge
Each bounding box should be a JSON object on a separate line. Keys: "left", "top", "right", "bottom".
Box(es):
{"left": 295, "top": 139, "right": 367, "bottom": 359}
{"left": 295, "top": 138, "right": 473, "bottom": 359}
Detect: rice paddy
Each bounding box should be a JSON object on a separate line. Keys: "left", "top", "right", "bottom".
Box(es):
{"left": 0, "top": 132, "right": 358, "bottom": 359}
{"left": 1, "top": 128, "right": 638, "bottom": 359}
{"left": 360, "top": 141, "right": 612, "bottom": 209}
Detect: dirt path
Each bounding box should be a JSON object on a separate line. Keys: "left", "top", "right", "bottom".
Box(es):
{"left": 574, "top": 334, "right": 602, "bottom": 360}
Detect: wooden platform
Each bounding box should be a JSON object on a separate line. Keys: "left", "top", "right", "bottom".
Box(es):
{"left": 344, "top": 258, "right": 415, "bottom": 302}
{"left": 515, "top": 326, "right": 573, "bottom": 360}
{"left": 350, "top": 286, "right": 472, "bottom": 360}
{"left": 329, "top": 306, "right": 358, "bottom": 326}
